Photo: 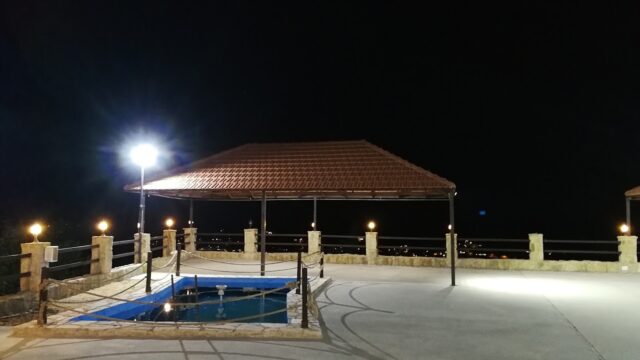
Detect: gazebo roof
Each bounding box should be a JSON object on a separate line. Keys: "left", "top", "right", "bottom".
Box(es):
{"left": 625, "top": 186, "right": 640, "bottom": 199}
{"left": 124, "top": 140, "right": 455, "bottom": 200}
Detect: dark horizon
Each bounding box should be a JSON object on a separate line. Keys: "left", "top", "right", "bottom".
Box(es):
{"left": 2, "top": 2, "right": 640, "bottom": 247}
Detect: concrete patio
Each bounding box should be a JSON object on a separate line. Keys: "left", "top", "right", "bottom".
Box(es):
{"left": 1, "top": 260, "right": 638, "bottom": 360}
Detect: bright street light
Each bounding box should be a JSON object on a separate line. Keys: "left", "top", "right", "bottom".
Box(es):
{"left": 131, "top": 143, "right": 158, "bottom": 261}
{"left": 130, "top": 144, "right": 158, "bottom": 168}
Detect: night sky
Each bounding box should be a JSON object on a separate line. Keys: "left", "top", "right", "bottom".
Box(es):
{"left": 1, "top": 2, "right": 639, "bottom": 246}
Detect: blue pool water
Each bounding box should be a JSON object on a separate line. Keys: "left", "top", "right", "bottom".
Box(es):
{"left": 73, "top": 276, "right": 295, "bottom": 323}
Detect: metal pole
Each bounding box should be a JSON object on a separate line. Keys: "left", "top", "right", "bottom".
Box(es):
{"left": 189, "top": 199, "right": 194, "bottom": 227}
{"left": 626, "top": 197, "right": 631, "bottom": 235}
{"left": 137, "top": 166, "right": 145, "bottom": 263}
{"left": 296, "top": 249, "right": 302, "bottom": 294}
{"left": 320, "top": 253, "right": 324, "bottom": 279}
{"left": 37, "top": 267, "right": 48, "bottom": 326}
{"left": 176, "top": 243, "right": 181, "bottom": 277}
{"left": 194, "top": 274, "right": 200, "bottom": 322}
{"left": 301, "top": 267, "right": 308, "bottom": 329}
{"left": 170, "top": 275, "right": 177, "bottom": 322}
{"left": 260, "top": 191, "right": 267, "bottom": 276}
{"left": 449, "top": 190, "right": 456, "bottom": 286}
{"left": 145, "top": 251, "right": 152, "bottom": 293}
{"left": 313, "top": 197, "right": 317, "bottom": 229}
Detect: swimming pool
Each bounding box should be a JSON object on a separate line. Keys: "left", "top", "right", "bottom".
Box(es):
{"left": 73, "top": 276, "right": 296, "bottom": 324}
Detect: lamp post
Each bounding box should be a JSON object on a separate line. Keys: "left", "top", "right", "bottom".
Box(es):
{"left": 131, "top": 144, "right": 158, "bottom": 258}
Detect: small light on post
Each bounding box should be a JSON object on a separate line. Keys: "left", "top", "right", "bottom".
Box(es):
{"left": 619, "top": 223, "right": 630, "bottom": 235}
{"left": 448, "top": 224, "right": 452, "bottom": 231}
{"left": 97, "top": 220, "right": 109, "bottom": 236}
{"left": 165, "top": 218, "right": 175, "bottom": 229}
{"left": 163, "top": 302, "right": 172, "bottom": 313}
{"left": 29, "top": 223, "right": 43, "bottom": 243}
{"left": 311, "top": 222, "right": 316, "bottom": 230}
{"left": 367, "top": 221, "right": 376, "bottom": 232}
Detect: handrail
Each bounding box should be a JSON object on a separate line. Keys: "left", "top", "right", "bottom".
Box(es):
{"left": 322, "top": 234, "right": 363, "bottom": 239}
{"left": 49, "top": 259, "right": 94, "bottom": 272}
{"left": 113, "top": 239, "right": 137, "bottom": 245}
{"left": 198, "top": 233, "right": 243, "bottom": 237}
{"left": 58, "top": 244, "right": 99, "bottom": 254}
{"left": 0, "top": 253, "right": 31, "bottom": 262}
{"left": 112, "top": 252, "right": 135, "bottom": 259}
{"left": 379, "top": 236, "right": 444, "bottom": 241}
{"left": 459, "top": 238, "right": 529, "bottom": 243}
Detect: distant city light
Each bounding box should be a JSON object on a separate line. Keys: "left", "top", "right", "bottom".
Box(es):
{"left": 165, "top": 218, "right": 175, "bottom": 228}
{"left": 29, "top": 223, "right": 43, "bottom": 242}
{"left": 97, "top": 220, "right": 109, "bottom": 235}
{"left": 479, "top": 210, "right": 487, "bottom": 216}
{"left": 619, "top": 223, "right": 630, "bottom": 234}
{"left": 130, "top": 144, "right": 158, "bottom": 168}
{"left": 367, "top": 221, "right": 376, "bottom": 231}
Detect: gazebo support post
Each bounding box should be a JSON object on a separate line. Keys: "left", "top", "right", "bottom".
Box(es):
{"left": 313, "top": 197, "right": 317, "bottom": 229}
{"left": 260, "top": 192, "right": 267, "bottom": 276}
{"left": 449, "top": 190, "right": 456, "bottom": 286}
{"left": 626, "top": 197, "right": 631, "bottom": 234}
{"left": 189, "top": 200, "right": 194, "bottom": 227}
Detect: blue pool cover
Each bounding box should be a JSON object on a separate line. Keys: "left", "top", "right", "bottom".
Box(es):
{"left": 73, "top": 276, "right": 295, "bottom": 322}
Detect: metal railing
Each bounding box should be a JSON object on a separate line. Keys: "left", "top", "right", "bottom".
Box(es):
{"left": 543, "top": 239, "right": 620, "bottom": 261}
{"left": 378, "top": 235, "right": 446, "bottom": 257}
{"left": 265, "top": 233, "right": 307, "bottom": 252}
{"left": 196, "top": 233, "right": 244, "bottom": 252}
{"left": 0, "top": 253, "right": 32, "bottom": 295}
{"left": 49, "top": 244, "right": 100, "bottom": 279}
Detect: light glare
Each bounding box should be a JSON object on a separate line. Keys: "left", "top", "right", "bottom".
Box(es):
{"left": 165, "top": 218, "right": 175, "bottom": 228}
{"left": 97, "top": 220, "right": 109, "bottom": 234}
{"left": 130, "top": 144, "right": 158, "bottom": 168}
{"left": 620, "top": 224, "right": 630, "bottom": 234}
{"left": 163, "top": 303, "right": 172, "bottom": 313}
{"left": 367, "top": 221, "right": 376, "bottom": 231}
{"left": 29, "top": 223, "right": 43, "bottom": 236}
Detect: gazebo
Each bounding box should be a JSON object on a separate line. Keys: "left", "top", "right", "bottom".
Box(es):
{"left": 125, "top": 140, "right": 459, "bottom": 284}
{"left": 624, "top": 186, "right": 640, "bottom": 232}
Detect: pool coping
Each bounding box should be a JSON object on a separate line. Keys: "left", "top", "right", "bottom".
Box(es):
{"left": 12, "top": 273, "right": 330, "bottom": 340}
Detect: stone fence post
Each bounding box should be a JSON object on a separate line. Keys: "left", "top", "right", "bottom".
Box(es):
{"left": 20, "top": 242, "right": 50, "bottom": 293}
{"left": 183, "top": 227, "right": 197, "bottom": 252}
{"left": 134, "top": 233, "right": 150, "bottom": 263}
{"left": 308, "top": 231, "right": 321, "bottom": 254}
{"left": 90, "top": 235, "right": 113, "bottom": 275}
{"left": 617, "top": 235, "right": 638, "bottom": 270}
{"left": 244, "top": 228, "right": 257, "bottom": 254}
{"left": 163, "top": 229, "right": 177, "bottom": 257}
{"left": 445, "top": 233, "right": 457, "bottom": 266}
{"left": 528, "top": 233, "right": 544, "bottom": 264}
{"left": 365, "top": 232, "right": 378, "bottom": 265}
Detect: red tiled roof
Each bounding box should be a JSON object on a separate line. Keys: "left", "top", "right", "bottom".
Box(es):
{"left": 626, "top": 186, "right": 640, "bottom": 199}
{"left": 124, "top": 140, "right": 455, "bottom": 199}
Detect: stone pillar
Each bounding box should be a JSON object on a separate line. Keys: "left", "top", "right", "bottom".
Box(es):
{"left": 134, "top": 233, "right": 150, "bottom": 263}
{"left": 244, "top": 228, "right": 258, "bottom": 254}
{"left": 618, "top": 235, "right": 638, "bottom": 267}
{"left": 183, "top": 227, "right": 197, "bottom": 252}
{"left": 365, "top": 232, "right": 378, "bottom": 265}
{"left": 445, "top": 233, "right": 457, "bottom": 265}
{"left": 308, "top": 231, "right": 321, "bottom": 254}
{"left": 163, "top": 229, "right": 177, "bottom": 257}
{"left": 528, "top": 233, "right": 544, "bottom": 264}
{"left": 90, "top": 236, "right": 113, "bottom": 275}
{"left": 20, "top": 242, "right": 50, "bottom": 292}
